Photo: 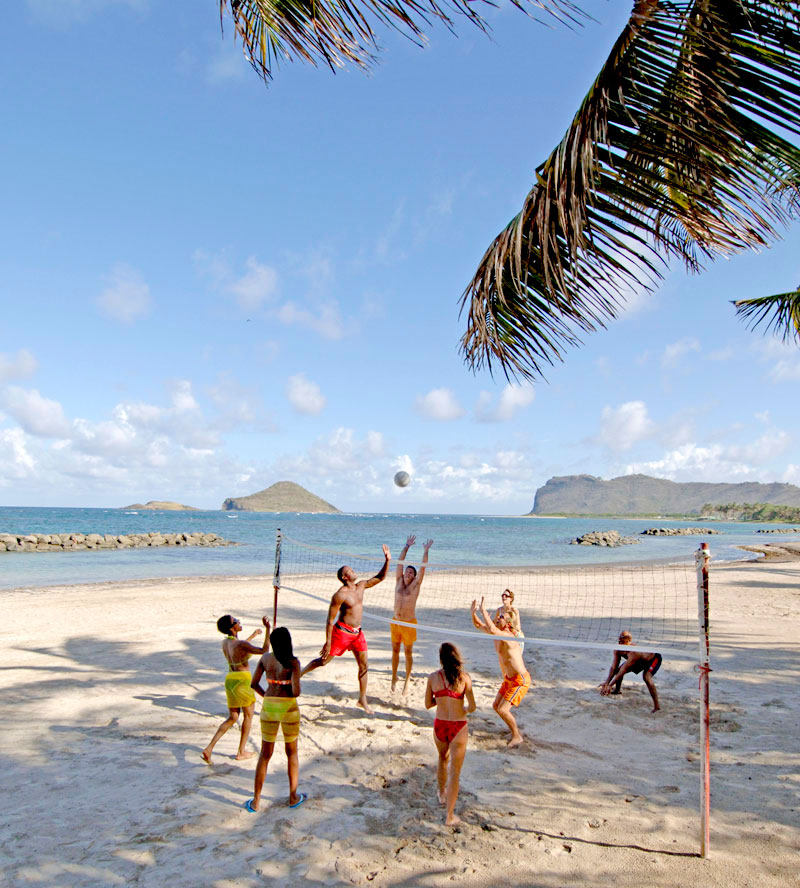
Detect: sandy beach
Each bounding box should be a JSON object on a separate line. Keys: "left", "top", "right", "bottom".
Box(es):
{"left": 1, "top": 559, "right": 798, "bottom": 887}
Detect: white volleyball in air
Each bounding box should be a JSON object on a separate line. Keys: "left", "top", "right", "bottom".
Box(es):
{"left": 394, "top": 471, "right": 411, "bottom": 488}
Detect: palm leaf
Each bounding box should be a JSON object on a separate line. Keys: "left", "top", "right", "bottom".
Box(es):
{"left": 220, "top": 0, "right": 588, "bottom": 80}
{"left": 460, "top": 0, "right": 800, "bottom": 379}
{"left": 734, "top": 289, "right": 800, "bottom": 342}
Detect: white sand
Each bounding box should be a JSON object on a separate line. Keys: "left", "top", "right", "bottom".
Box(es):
{"left": 1, "top": 560, "right": 798, "bottom": 887}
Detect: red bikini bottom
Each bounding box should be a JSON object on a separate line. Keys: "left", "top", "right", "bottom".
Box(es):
{"left": 434, "top": 718, "right": 467, "bottom": 744}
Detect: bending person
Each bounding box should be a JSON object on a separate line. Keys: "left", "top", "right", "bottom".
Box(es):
{"left": 301, "top": 544, "right": 391, "bottom": 714}
{"left": 247, "top": 621, "right": 305, "bottom": 810}
{"left": 391, "top": 535, "right": 433, "bottom": 695}
{"left": 202, "top": 614, "right": 267, "bottom": 763}
{"left": 424, "top": 643, "right": 476, "bottom": 826}
{"left": 471, "top": 597, "right": 530, "bottom": 748}
{"left": 600, "top": 631, "right": 662, "bottom": 712}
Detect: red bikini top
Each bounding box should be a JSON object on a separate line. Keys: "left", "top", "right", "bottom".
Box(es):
{"left": 432, "top": 670, "right": 465, "bottom": 699}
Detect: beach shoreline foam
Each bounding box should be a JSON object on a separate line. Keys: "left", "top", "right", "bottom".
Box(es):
{"left": 1, "top": 560, "right": 797, "bottom": 886}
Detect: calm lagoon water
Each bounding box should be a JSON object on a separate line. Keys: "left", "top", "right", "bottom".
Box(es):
{"left": 1, "top": 506, "right": 791, "bottom": 590}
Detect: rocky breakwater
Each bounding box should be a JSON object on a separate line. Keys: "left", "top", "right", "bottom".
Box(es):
{"left": 640, "top": 527, "right": 721, "bottom": 536}
{"left": 570, "top": 530, "right": 640, "bottom": 547}
{"left": 756, "top": 527, "right": 800, "bottom": 533}
{"left": 0, "top": 532, "right": 236, "bottom": 553}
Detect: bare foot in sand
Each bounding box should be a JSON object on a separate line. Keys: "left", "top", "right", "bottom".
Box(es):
{"left": 357, "top": 698, "right": 374, "bottom": 715}
{"left": 507, "top": 735, "right": 524, "bottom": 749}
{"left": 437, "top": 789, "right": 446, "bottom": 806}
{"left": 236, "top": 750, "right": 257, "bottom": 761}
{"left": 446, "top": 815, "right": 461, "bottom": 826}
{"left": 201, "top": 749, "right": 212, "bottom": 764}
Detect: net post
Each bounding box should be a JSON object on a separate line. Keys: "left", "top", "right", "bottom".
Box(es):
{"left": 273, "top": 528, "right": 283, "bottom": 626}
{"left": 695, "top": 542, "right": 711, "bottom": 858}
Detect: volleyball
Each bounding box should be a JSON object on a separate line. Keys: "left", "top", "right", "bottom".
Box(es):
{"left": 393, "top": 471, "right": 411, "bottom": 488}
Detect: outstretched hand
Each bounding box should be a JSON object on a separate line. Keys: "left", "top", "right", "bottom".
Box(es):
{"left": 382, "top": 544, "right": 391, "bottom": 560}
{"left": 405, "top": 534, "right": 416, "bottom": 548}
{"left": 262, "top": 616, "right": 271, "bottom": 631}
{"left": 423, "top": 538, "right": 433, "bottom": 550}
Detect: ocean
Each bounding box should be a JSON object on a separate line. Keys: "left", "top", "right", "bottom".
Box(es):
{"left": 0, "top": 506, "right": 791, "bottom": 590}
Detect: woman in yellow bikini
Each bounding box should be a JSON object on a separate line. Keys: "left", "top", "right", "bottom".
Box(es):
{"left": 424, "top": 643, "right": 476, "bottom": 826}
{"left": 201, "top": 614, "right": 267, "bottom": 763}
{"left": 246, "top": 622, "right": 305, "bottom": 811}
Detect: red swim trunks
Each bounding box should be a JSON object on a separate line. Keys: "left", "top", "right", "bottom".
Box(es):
{"left": 434, "top": 718, "right": 467, "bottom": 744}
{"left": 329, "top": 621, "right": 368, "bottom": 657}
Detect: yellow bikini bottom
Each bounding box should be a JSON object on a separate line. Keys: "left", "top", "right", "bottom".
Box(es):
{"left": 260, "top": 697, "right": 300, "bottom": 743}
{"left": 224, "top": 670, "right": 255, "bottom": 708}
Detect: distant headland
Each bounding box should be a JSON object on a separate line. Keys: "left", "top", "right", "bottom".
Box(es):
{"left": 222, "top": 481, "right": 340, "bottom": 514}
{"left": 529, "top": 474, "right": 800, "bottom": 517}
{"left": 121, "top": 501, "right": 200, "bottom": 511}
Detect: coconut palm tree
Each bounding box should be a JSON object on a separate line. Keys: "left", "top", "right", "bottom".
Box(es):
{"left": 220, "top": 0, "right": 800, "bottom": 379}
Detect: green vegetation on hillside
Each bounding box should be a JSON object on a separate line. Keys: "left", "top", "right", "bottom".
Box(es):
{"left": 700, "top": 502, "right": 800, "bottom": 522}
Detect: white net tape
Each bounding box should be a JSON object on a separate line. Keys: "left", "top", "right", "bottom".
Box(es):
{"left": 276, "top": 534, "right": 702, "bottom": 659}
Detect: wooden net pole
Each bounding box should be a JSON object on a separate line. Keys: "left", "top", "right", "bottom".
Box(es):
{"left": 695, "top": 542, "right": 712, "bottom": 858}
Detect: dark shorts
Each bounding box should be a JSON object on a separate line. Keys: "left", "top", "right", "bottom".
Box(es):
{"left": 629, "top": 653, "right": 662, "bottom": 676}
{"left": 329, "top": 621, "right": 367, "bottom": 657}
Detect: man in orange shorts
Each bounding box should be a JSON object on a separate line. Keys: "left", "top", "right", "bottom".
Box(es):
{"left": 471, "top": 597, "right": 530, "bottom": 748}
{"left": 390, "top": 535, "right": 433, "bottom": 695}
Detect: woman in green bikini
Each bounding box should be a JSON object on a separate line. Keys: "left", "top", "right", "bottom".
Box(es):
{"left": 246, "top": 622, "right": 305, "bottom": 810}
{"left": 202, "top": 614, "right": 268, "bottom": 763}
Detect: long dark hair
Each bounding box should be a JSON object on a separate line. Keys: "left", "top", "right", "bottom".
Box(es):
{"left": 439, "top": 642, "right": 464, "bottom": 689}
{"left": 270, "top": 627, "right": 295, "bottom": 669}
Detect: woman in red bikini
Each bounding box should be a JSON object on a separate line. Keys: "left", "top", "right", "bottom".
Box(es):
{"left": 424, "top": 643, "right": 476, "bottom": 826}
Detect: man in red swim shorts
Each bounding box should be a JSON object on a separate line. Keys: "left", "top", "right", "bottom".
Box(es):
{"left": 301, "top": 544, "right": 390, "bottom": 714}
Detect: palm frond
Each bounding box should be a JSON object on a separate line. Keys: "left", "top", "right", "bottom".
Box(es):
{"left": 220, "top": 0, "right": 588, "bottom": 81}
{"left": 461, "top": 0, "right": 800, "bottom": 380}
{"left": 734, "top": 288, "right": 800, "bottom": 342}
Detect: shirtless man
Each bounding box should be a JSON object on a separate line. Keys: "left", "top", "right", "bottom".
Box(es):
{"left": 391, "top": 535, "right": 433, "bottom": 695}
{"left": 301, "top": 544, "right": 390, "bottom": 714}
{"left": 471, "top": 597, "right": 531, "bottom": 748}
{"left": 600, "top": 631, "right": 662, "bottom": 712}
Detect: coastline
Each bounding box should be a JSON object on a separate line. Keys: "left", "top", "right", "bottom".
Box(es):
{"left": 1, "top": 560, "right": 797, "bottom": 886}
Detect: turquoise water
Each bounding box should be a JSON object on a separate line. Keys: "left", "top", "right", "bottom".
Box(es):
{"left": 1, "top": 506, "right": 792, "bottom": 590}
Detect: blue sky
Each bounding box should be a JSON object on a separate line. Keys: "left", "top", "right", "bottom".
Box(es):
{"left": 2, "top": 0, "right": 799, "bottom": 513}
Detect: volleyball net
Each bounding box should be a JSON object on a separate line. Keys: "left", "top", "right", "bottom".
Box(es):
{"left": 273, "top": 532, "right": 709, "bottom": 660}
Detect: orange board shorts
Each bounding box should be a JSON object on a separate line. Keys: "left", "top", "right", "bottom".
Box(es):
{"left": 390, "top": 618, "right": 417, "bottom": 646}
{"left": 499, "top": 670, "right": 531, "bottom": 707}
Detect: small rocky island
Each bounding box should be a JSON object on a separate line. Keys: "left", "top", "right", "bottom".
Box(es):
{"left": 222, "top": 481, "right": 340, "bottom": 513}
{"left": 0, "top": 532, "right": 235, "bottom": 553}
{"left": 121, "top": 501, "right": 200, "bottom": 511}
{"left": 570, "top": 530, "right": 640, "bottom": 547}
{"left": 640, "top": 527, "right": 721, "bottom": 536}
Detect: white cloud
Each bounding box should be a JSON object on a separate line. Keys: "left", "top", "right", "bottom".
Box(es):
{"left": 597, "top": 401, "right": 654, "bottom": 451}
{"left": 286, "top": 374, "right": 326, "bottom": 415}
{"left": 415, "top": 388, "right": 465, "bottom": 421}
{"left": 97, "top": 264, "right": 152, "bottom": 323}
{"left": 754, "top": 338, "right": 800, "bottom": 382}
{"left": 661, "top": 337, "right": 700, "bottom": 369}
{"left": 475, "top": 383, "right": 535, "bottom": 422}
{"left": 0, "top": 386, "right": 71, "bottom": 438}
{"left": 228, "top": 257, "right": 278, "bottom": 312}
{"left": 0, "top": 428, "right": 36, "bottom": 483}
{"left": 276, "top": 300, "right": 344, "bottom": 339}
{"left": 0, "top": 349, "right": 37, "bottom": 383}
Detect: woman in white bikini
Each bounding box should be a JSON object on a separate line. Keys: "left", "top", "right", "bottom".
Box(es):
{"left": 424, "top": 643, "right": 476, "bottom": 826}
{"left": 246, "top": 622, "right": 305, "bottom": 811}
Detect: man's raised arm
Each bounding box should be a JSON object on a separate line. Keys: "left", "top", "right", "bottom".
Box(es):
{"left": 365, "top": 544, "right": 391, "bottom": 588}
{"left": 396, "top": 535, "right": 415, "bottom": 580}
{"left": 417, "top": 538, "right": 433, "bottom": 585}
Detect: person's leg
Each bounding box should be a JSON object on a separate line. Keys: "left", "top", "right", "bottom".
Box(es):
{"left": 402, "top": 643, "right": 413, "bottom": 696}
{"left": 202, "top": 708, "right": 239, "bottom": 762}
{"left": 433, "top": 730, "right": 450, "bottom": 806}
{"left": 251, "top": 740, "right": 275, "bottom": 810}
{"left": 285, "top": 739, "right": 300, "bottom": 805}
{"left": 353, "top": 649, "right": 372, "bottom": 714}
{"left": 390, "top": 640, "right": 401, "bottom": 692}
{"left": 300, "top": 656, "right": 328, "bottom": 677}
{"left": 493, "top": 692, "right": 523, "bottom": 747}
{"left": 445, "top": 726, "right": 468, "bottom": 825}
{"left": 236, "top": 702, "right": 256, "bottom": 760}
{"left": 612, "top": 675, "right": 624, "bottom": 694}
{"left": 643, "top": 673, "right": 660, "bottom": 712}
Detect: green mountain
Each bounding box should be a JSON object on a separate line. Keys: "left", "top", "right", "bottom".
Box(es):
{"left": 530, "top": 474, "right": 800, "bottom": 516}
{"left": 221, "top": 481, "right": 340, "bottom": 514}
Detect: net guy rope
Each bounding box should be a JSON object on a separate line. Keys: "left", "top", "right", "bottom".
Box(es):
{"left": 271, "top": 530, "right": 713, "bottom": 857}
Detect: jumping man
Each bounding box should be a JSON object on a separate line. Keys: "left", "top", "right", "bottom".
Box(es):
{"left": 600, "top": 631, "right": 662, "bottom": 712}
{"left": 301, "top": 544, "right": 391, "bottom": 714}
{"left": 391, "top": 535, "right": 433, "bottom": 695}
{"left": 471, "top": 597, "right": 531, "bottom": 748}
